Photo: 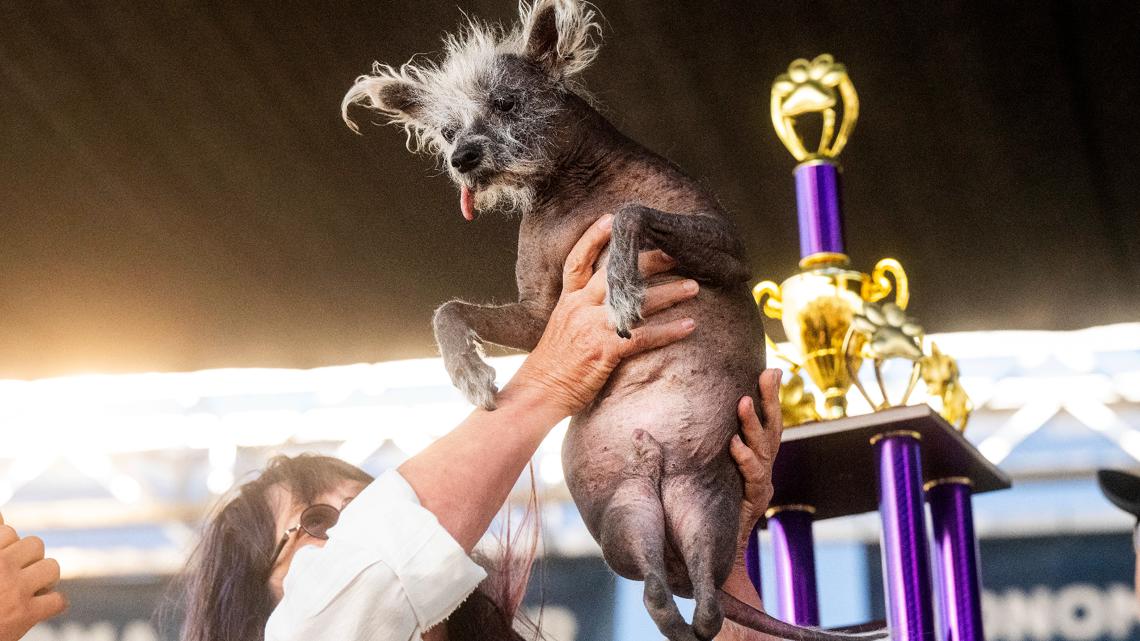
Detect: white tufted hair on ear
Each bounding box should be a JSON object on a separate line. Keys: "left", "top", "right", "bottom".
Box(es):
{"left": 514, "top": 0, "right": 602, "bottom": 81}
{"left": 341, "top": 61, "right": 434, "bottom": 145}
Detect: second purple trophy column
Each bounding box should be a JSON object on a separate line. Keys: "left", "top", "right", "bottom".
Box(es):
{"left": 745, "top": 523, "right": 764, "bottom": 598}
{"left": 928, "top": 478, "right": 985, "bottom": 641}
{"left": 873, "top": 430, "right": 935, "bottom": 641}
{"left": 769, "top": 506, "right": 821, "bottom": 625}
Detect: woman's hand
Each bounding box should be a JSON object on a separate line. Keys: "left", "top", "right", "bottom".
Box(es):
{"left": 0, "top": 513, "right": 67, "bottom": 641}
{"left": 507, "top": 214, "right": 699, "bottom": 417}
{"left": 715, "top": 370, "right": 784, "bottom": 640}
{"left": 730, "top": 369, "right": 785, "bottom": 555}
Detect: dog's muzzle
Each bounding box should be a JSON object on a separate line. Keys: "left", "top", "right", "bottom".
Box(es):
{"left": 450, "top": 143, "right": 484, "bottom": 174}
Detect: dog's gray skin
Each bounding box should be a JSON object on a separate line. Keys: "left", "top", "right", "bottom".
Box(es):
{"left": 344, "top": 3, "right": 883, "bottom": 640}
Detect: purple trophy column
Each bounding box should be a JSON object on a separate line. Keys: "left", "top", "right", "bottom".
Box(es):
{"left": 769, "top": 506, "right": 820, "bottom": 625}
{"left": 794, "top": 161, "right": 845, "bottom": 259}
{"left": 928, "top": 479, "right": 985, "bottom": 641}
{"left": 873, "top": 431, "right": 935, "bottom": 641}
{"left": 745, "top": 521, "right": 763, "bottom": 598}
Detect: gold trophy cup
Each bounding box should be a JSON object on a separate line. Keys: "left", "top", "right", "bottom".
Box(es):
{"left": 755, "top": 55, "right": 968, "bottom": 429}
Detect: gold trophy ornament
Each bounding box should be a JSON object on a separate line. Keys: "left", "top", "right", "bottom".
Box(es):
{"left": 754, "top": 55, "right": 970, "bottom": 429}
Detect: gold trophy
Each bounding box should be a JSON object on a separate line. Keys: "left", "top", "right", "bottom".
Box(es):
{"left": 754, "top": 55, "right": 970, "bottom": 429}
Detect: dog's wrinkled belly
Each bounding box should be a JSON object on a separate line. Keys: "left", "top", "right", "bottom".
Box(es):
{"left": 561, "top": 286, "right": 764, "bottom": 593}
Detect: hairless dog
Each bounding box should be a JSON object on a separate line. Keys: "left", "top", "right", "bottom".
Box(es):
{"left": 344, "top": 2, "right": 884, "bottom": 639}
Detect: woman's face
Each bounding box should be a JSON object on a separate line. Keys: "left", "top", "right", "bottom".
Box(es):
{"left": 265, "top": 478, "right": 369, "bottom": 602}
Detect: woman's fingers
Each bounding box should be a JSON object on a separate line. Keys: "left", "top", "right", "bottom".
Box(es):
{"left": 731, "top": 434, "right": 773, "bottom": 513}
{"left": 737, "top": 396, "right": 764, "bottom": 454}
{"left": 641, "top": 279, "right": 698, "bottom": 316}
{"left": 580, "top": 261, "right": 610, "bottom": 303}
{"left": 30, "top": 590, "right": 68, "bottom": 621}
{"left": 618, "top": 317, "right": 696, "bottom": 358}
{"left": 579, "top": 247, "right": 677, "bottom": 306}
{"left": 0, "top": 524, "right": 18, "bottom": 549}
{"left": 6, "top": 535, "right": 45, "bottom": 569}
{"left": 730, "top": 434, "right": 763, "bottom": 479}
{"left": 638, "top": 249, "right": 676, "bottom": 278}
{"left": 758, "top": 369, "right": 784, "bottom": 456}
{"left": 562, "top": 215, "right": 613, "bottom": 293}
{"left": 584, "top": 253, "right": 684, "bottom": 306}
{"left": 758, "top": 369, "right": 783, "bottom": 430}
{"left": 22, "top": 558, "right": 60, "bottom": 596}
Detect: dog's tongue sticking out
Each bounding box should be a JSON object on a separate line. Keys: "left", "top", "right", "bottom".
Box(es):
{"left": 460, "top": 185, "right": 475, "bottom": 221}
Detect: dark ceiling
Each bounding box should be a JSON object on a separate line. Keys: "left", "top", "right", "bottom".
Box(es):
{"left": 1, "top": 1, "right": 1137, "bottom": 378}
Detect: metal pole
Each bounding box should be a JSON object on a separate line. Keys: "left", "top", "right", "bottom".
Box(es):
{"left": 745, "top": 521, "right": 763, "bottom": 599}
{"left": 928, "top": 478, "right": 984, "bottom": 641}
{"left": 769, "top": 505, "right": 820, "bottom": 625}
{"left": 873, "top": 430, "right": 935, "bottom": 641}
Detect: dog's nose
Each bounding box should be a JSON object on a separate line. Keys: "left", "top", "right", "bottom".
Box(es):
{"left": 450, "top": 144, "right": 483, "bottom": 173}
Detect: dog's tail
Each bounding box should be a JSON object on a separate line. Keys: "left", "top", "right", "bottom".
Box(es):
{"left": 719, "top": 590, "right": 889, "bottom": 641}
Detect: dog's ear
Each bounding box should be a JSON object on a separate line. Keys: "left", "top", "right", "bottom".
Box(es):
{"left": 342, "top": 63, "right": 429, "bottom": 134}
{"left": 519, "top": 0, "right": 600, "bottom": 81}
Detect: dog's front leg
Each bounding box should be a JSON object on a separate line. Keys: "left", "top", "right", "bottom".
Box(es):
{"left": 607, "top": 204, "right": 749, "bottom": 337}
{"left": 432, "top": 300, "right": 549, "bottom": 410}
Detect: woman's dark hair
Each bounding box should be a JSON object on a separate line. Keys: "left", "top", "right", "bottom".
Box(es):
{"left": 175, "top": 454, "right": 537, "bottom": 641}
{"left": 177, "top": 454, "right": 373, "bottom": 641}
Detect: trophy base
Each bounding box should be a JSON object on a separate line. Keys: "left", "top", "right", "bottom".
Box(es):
{"left": 766, "top": 404, "right": 1009, "bottom": 523}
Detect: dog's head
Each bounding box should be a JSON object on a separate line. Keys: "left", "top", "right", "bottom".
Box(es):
{"left": 343, "top": 0, "right": 601, "bottom": 219}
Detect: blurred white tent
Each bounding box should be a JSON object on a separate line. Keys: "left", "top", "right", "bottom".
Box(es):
{"left": 2, "top": 323, "right": 1139, "bottom": 578}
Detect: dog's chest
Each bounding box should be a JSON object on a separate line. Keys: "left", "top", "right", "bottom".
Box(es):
{"left": 515, "top": 211, "right": 600, "bottom": 300}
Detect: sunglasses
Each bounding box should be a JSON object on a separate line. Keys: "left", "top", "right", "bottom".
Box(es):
{"left": 267, "top": 503, "right": 341, "bottom": 573}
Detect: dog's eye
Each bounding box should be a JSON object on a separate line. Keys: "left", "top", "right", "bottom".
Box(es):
{"left": 493, "top": 96, "right": 517, "bottom": 113}
{"left": 441, "top": 126, "right": 457, "bottom": 143}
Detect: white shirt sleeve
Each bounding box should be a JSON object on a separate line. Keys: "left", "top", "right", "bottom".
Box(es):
{"left": 264, "top": 469, "right": 487, "bottom": 641}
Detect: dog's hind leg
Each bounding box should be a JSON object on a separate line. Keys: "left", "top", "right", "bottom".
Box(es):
{"left": 600, "top": 430, "right": 698, "bottom": 641}
{"left": 662, "top": 471, "right": 741, "bottom": 641}
{"left": 607, "top": 204, "right": 749, "bottom": 337}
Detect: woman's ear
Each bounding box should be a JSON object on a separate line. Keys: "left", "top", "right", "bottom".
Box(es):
{"left": 518, "top": 0, "right": 601, "bottom": 81}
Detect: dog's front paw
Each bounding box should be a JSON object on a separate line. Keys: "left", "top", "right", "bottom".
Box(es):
{"left": 447, "top": 350, "right": 499, "bottom": 409}
{"left": 605, "top": 277, "right": 645, "bottom": 339}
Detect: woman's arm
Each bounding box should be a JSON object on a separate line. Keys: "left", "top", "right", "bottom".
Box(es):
{"left": 398, "top": 214, "right": 700, "bottom": 552}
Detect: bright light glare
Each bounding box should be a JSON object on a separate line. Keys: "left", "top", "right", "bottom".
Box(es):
{"left": 0, "top": 323, "right": 1136, "bottom": 494}
{"left": 540, "top": 452, "right": 564, "bottom": 485}
{"left": 108, "top": 475, "right": 143, "bottom": 504}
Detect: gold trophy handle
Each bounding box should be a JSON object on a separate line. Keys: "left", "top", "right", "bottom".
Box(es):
{"left": 752, "top": 281, "right": 784, "bottom": 319}
{"left": 864, "top": 258, "right": 909, "bottom": 309}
